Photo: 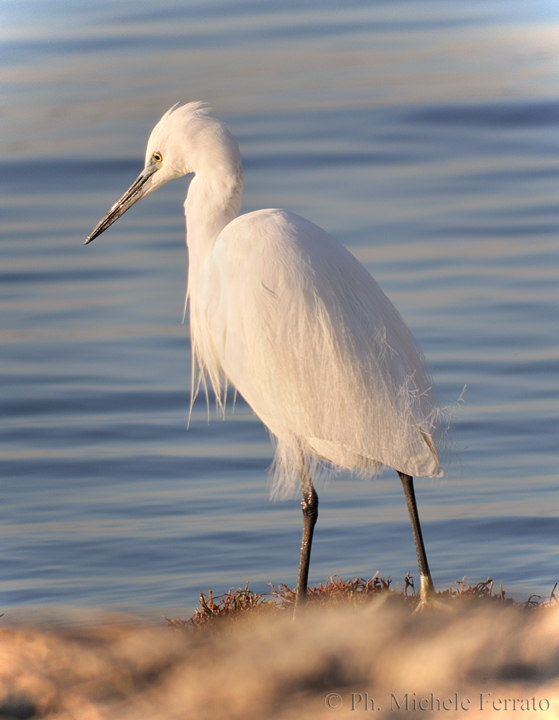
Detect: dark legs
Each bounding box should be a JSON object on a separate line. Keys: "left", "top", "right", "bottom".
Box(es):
{"left": 292, "top": 464, "right": 434, "bottom": 611}
{"left": 294, "top": 456, "right": 319, "bottom": 612}
{"left": 398, "top": 471, "right": 436, "bottom": 603}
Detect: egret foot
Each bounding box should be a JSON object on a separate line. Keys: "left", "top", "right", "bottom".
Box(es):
{"left": 411, "top": 573, "right": 451, "bottom": 612}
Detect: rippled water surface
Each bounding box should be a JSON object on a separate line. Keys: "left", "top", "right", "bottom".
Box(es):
{"left": 2, "top": 0, "right": 559, "bottom": 616}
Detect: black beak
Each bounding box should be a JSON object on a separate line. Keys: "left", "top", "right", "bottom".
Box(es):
{"left": 84, "top": 163, "right": 158, "bottom": 245}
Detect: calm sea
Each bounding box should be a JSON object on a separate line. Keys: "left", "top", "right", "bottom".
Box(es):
{"left": 2, "top": 0, "right": 559, "bottom": 617}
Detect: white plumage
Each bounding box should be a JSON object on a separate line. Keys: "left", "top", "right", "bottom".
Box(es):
{"left": 86, "top": 101, "right": 443, "bottom": 606}
{"left": 199, "top": 208, "right": 441, "bottom": 497}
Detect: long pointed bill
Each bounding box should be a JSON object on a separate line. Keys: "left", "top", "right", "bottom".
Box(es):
{"left": 84, "top": 163, "right": 159, "bottom": 245}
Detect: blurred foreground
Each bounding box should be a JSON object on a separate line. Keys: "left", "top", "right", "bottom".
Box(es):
{"left": 1, "top": 587, "right": 559, "bottom": 719}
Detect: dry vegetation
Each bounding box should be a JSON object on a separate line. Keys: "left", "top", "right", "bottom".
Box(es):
{"left": 167, "top": 574, "right": 542, "bottom": 631}
{"left": 1, "top": 577, "right": 559, "bottom": 719}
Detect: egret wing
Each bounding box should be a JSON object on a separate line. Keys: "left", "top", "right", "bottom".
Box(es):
{"left": 197, "top": 209, "right": 440, "bottom": 496}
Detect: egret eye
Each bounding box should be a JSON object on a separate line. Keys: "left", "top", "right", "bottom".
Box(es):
{"left": 152, "top": 152, "right": 163, "bottom": 163}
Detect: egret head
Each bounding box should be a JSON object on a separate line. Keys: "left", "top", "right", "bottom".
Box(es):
{"left": 85, "top": 102, "right": 238, "bottom": 245}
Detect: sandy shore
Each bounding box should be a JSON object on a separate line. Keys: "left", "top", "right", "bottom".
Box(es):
{"left": 1, "top": 594, "right": 558, "bottom": 719}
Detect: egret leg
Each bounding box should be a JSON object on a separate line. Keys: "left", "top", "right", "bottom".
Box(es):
{"left": 294, "top": 457, "right": 319, "bottom": 613}
{"left": 398, "top": 472, "right": 436, "bottom": 604}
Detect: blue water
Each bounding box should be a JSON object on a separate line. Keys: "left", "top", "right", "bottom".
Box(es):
{"left": 1, "top": 0, "right": 559, "bottom": 617}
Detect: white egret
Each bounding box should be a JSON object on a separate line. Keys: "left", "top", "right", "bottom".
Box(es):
{"left": 85, "top": 102, "right": 442, "bottom": 608}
